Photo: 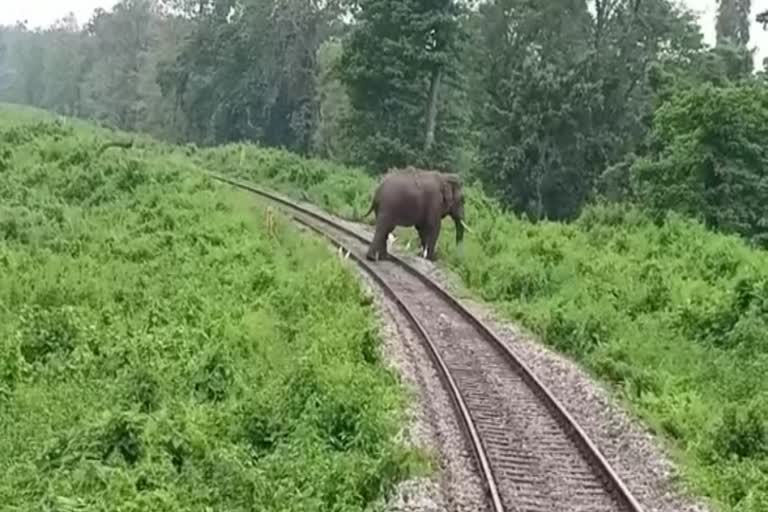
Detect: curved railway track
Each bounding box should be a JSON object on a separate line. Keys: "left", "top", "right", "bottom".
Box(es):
{"left": 209, "top": 173, "right": 645, "bottom": 512}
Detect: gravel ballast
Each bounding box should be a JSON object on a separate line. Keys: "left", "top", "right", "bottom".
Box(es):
{"left": 405, "top": 256, "right": 714, "bottom": 512}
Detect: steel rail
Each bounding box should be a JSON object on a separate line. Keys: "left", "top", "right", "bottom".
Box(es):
{"left": 292, "top": 215, "right": 505, "bottom": 512}
{"left": 208, "top": 172, "right": 645, "bottom": 512}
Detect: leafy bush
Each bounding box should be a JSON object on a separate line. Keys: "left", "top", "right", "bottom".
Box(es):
{"left": 630, "top": 83, "right": 768, "bottom": 248}
{"left": 0, "top": 110, "right": 425, "bottom": 510}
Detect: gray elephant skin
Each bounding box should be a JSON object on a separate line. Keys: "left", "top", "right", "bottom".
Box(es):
{"left": 362, "top": 168, "right": 469, "bottom": 261}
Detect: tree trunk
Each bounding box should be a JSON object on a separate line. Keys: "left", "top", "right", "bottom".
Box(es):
{"left": 424, "top": 67, "right": 443, "bottom": 153}
{"left": 535, "top": 171, "right": 544, "bottom": 222}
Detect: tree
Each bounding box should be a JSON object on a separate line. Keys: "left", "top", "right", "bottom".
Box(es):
{"left": 161, "top": 0, "right": 341, "bottom": 152}
{"left": 759, "top": 8, "right": 768, "bottom": 71}
{"left": 312, "top": 38, "right": 354, "bottom": 160}
{"left": 714, "top": 0, "right": 754, "bottom": 79}
{"left": 340, "top": 0, "right": 467, "bottom": 172}
{"left": 476, "top": 0, "right": 599, "bottom": 220}
{"left": 39, "top": 13, "right": 85, "bottom": 116}
{"left": 717, "top": 0, "right": 751, "bottom": 46}
{"left": 474, "top": 0, "right": 704, "bottom": 221}
{"left": 0, "top": 29, "right": 8, "bottom": 96}
{"left": 2, "top": 22, "right": 46, "bottom": 107}
{"left": 79, "top": 1, "right": 161, "bottom": 131}
{"left": 630, "top": 84, "right": 768, "bottom": 247}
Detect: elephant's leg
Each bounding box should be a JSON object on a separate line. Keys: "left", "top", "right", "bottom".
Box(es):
{"left": 366, "top": 218, "right": 393, "bottom": 261}
{"left": 366, "top": 223, "right": 384, "bottom": 261}
{"left": 425, "top": 221, "right": 441, "bottom": 261}
{"left": 416, "top": 225, "right": 428, "bottom": 258}
{"left": 381, "top": 230, "right": 392, "bottom": 259}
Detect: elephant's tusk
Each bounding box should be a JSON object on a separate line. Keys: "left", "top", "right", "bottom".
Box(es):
{"left": 461, "top": 221, "right": 473, "bottom": 234}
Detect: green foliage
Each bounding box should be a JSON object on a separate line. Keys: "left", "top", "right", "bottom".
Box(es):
{"left": 201, "top": 142, "right": 377, "bottom": 222}
{"left": 207, "top": 138, "right": 768, "bottom": 512}
{"left": 471, "top": 0, "right": 704, "bottom": 221}
{"left": 160, "top": 0, "right": 341, "bottom": 151}
{"left": 339, "top": 0, "right": 468, "bottom": 171}
{"left": 79, "top": 1, "right": 161, "bottom": 131}
{"left": 716, "top": 0, "right": 752, "bottom": 49}
{"left": 313, "top": 39, "right": 354, "bottom": 161}
{"left": 630, "top": 83, "right": 768, "bottom": 247}
{"left": 2, "top": 0, "right": 768, "bottom": 499}
{"left": 0, "top": 108, "right": 425, "bottom": 510}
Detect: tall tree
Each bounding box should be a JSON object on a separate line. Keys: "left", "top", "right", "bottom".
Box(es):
{"left": 39, "top": 13, "right": 85, "bottom": 117}
{"left": 474, "top": 0, "right": 596, "bottom": 220}
{"left": 717, "top": 0, "right": 751, "bottom": 46}
{"left": 161, "top": 0, "right": 340, "bottom": 152}
{"left": 340, "top": 0, "right": 467, "bottom": 172}
{"left": 0, "top": 30, "right": 8, "bottom": 96}
{"left": 759, "top": 8, "right": 768, "bottom": 70}
{"left": 79, "top": 1, "right": 161, "bottom": 131}
{"left": 715, "top": 0, "right": 753, "bottom": 78}
{"left": 3, "top": 22, "right": 46, "bottom": 107}
{"left": 313, "top": 38, "right": 354, "bottom": 160}
{"left": 474, "top": 0, "right": 703, "bottom": 221}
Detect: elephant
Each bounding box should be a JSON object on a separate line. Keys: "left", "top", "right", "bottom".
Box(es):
{"left": 362, "top": 168, "right": 470, "bottom": 261}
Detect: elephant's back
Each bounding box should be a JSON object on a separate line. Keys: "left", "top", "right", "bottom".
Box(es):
{"left": 377, "top": 174, "right": 437, "bottom": 225}
{"left": 384, "top": 177, "right": 430, "bottom": 203}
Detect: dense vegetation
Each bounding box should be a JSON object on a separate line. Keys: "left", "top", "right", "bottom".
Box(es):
{"left": 2, "top": 0, "right": 768, "bottom": 511}
{"left": 0, "top": 106, "right": 425, "bottom": 510}
{"left": 1, "top": 1, "right": 768, "bottom": 239}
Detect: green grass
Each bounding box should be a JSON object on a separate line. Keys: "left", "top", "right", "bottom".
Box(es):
{"left": 201, "top": 143, "right": 768, "bottom": 511}
{"left": 0, "top": 106, "right": 428, "bottom": 511}
{"left": 197, "top": 142, "right": 377, "bottom": 222}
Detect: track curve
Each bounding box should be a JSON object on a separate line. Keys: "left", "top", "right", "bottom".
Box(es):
{"left": 209, "top": 172, "right": 645, "bottom": 512}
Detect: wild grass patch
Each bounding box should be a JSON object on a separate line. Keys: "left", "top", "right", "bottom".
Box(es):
{"left": 0, "top": 112, "right": 426, "bottom": 510}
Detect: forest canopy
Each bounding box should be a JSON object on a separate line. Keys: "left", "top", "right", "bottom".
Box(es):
{"left": 1, "top": 0, "right": 767, "bottom": 243}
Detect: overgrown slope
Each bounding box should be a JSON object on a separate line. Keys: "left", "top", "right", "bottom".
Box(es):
{"left": 204, "top": 142, "right": 768, "bottom": 512}
{"left": 0, "top": 106, "right": 424, "bottom": 510}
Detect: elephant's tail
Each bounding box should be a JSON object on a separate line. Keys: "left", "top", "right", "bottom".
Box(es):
{"left": 361, "top": 199, "right": 376, "bottom": 220}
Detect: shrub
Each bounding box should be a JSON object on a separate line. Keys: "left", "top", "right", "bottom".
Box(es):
{"left": 630, "top": 84, "right": 768, "bottom": 248}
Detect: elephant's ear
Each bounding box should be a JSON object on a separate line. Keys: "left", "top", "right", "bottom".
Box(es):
{"left": 443, "top": 173, "right": 462, "bottom": 186}
{"left": 441, "top": 174, "right": 460, "bottom": 208}
{"left": 443, "top": 172, "right": 461, "bottom": 186}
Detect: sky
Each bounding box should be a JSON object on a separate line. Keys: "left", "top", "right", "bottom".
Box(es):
{"left": 687, "top": 0, "right": 768, "bottom": 67}
{"left": 1, "top": 0, "right": 767, "bottom": 67}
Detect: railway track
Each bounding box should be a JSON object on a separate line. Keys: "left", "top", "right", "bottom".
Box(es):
{"left": 210, "top": 173, "right": 645, "bottom": 512}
